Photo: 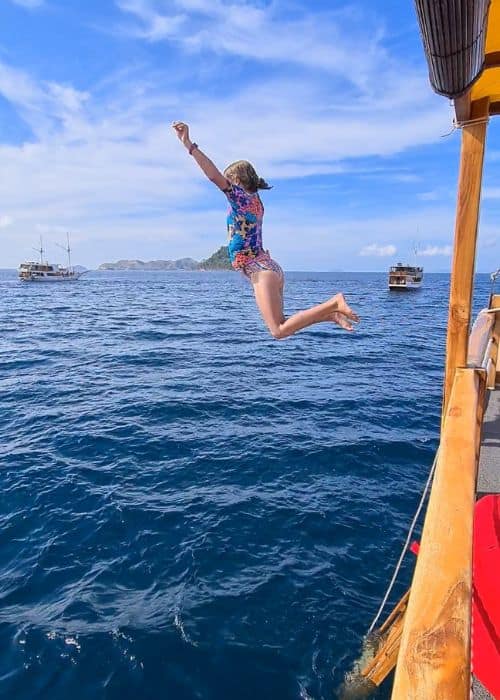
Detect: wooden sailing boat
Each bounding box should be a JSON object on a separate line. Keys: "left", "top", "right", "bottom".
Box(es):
{"left": 345, "top": 2, "right": 500, "bottom": 698}
{"left": 18, "top": 234, "right": 85, "bottom": 282}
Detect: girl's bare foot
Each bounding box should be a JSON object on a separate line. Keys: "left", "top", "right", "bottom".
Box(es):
{"left": 329, "top": 293, "right": 360, "bottom": 322}
{"left": 330, "top": 311, "right": 354, "bottom": 332}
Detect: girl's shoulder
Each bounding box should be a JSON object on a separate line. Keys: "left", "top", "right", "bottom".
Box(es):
{"left": 225, "top": 183, "right": 257, "bottom": 201}
{"left": 225, "top": 186, "right": 264, "bottom": 217}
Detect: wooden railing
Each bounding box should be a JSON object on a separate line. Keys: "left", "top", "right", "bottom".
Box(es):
{"left": 389, "top": 296, "right": 498, "bottom": 697}
{"left": 391, "top": 367, "right": 486, "bottom": 699}
{"left": 467, "top": 310, "right": 495, "bottom": 367}
{"left": 467, "top": 300, "right": 499, "bottom": 388}
{"left": 353, "top": 296, "right": 500, "bottom": 695}
{"left": 486, "top": 294, "right": 499, "bottom": 387}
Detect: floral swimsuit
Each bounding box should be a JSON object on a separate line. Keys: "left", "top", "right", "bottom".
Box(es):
{"left": 225, "top": 184, "right": 283, "bottom": 280}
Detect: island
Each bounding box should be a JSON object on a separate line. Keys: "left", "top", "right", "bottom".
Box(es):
{"left": 199, "top": 246, "right": 233, "bottom": 270}
{"left": 99, "top": 247, "right": 233, "bottom": 271}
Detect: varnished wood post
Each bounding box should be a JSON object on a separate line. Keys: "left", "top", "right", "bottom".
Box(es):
{"left": 443, "top": 98, "right": 489, "bottom": 415}
{"left": 392, "top": 368, "right": 483, "bottom": 699}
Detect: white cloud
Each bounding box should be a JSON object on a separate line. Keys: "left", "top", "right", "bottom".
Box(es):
{"left": 0, "top": 56, "right": 450, "bottom": 267}
{"left": 114, "top": 0, "right": 435, "bottom": 99}
{"left": 109, "top": 1, "right": 450, "bottom": 163}
{"left": 0, "top": 63, "right": 90, "bottom": 140}
{"left": 359, "top": 243, "right": 396, "bottom": 257}
{"left": 419, "top": 245, "right": 452, "bottom": 256}
{"left": 47, "top": 83, "right": 89, "bottom": 113}
{"left": 0, "top": 46, "right": 449, "bottom": 220}
{"left": 7, "top": 0, "right": 44, "bottom": 7}
{"left": 0, "top": 216, "right": 14, "bottom": 228}
{"left": 0, "top": 1, "right": 457, "bottom": 268}
{"left": 116, "top": 0, "right": 186, "bottom": 40}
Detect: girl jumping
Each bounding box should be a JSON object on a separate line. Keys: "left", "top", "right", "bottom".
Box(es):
{"left": 173, "top": 122, "right": 359, "bottom": 339}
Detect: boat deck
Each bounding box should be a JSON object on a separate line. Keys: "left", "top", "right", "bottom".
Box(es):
{"left": 477, "top": 385, "right": 500, "bottom": 495}
{"left": 472, "top": 383, "right": 500, "bottom": 700}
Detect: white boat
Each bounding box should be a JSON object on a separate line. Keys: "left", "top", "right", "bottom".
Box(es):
{"left": 19, "top": 235, "right": 84, "bottom": 282}
{"left": 18, "top": 261, "right": 84, "bottom": 282}
{"left": 388, "top": 262, "right": 423, "bottom": 290}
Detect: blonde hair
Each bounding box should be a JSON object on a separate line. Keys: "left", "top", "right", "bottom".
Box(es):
{"left": 223, "top": 160, "right": 272, "bottom": 193}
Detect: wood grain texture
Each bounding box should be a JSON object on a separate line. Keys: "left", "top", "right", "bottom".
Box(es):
{"left": 392, "top": 369, "right": 484, "bottom": 699}
{"left": 360, "top": 590, "right": 410, "bottom": 686}
{"left": 443, "top": 98, "right": 489, "bottom": 416}
{"left": 454, "top": 93, "right": 471, "bottom": 122}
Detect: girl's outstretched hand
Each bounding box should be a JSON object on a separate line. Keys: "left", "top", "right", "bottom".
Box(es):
{"left": 173, "top": 121, "right": 190, "bottom": 146}
{"left": 172, "top": 121, "right": 228, "bottom": 191}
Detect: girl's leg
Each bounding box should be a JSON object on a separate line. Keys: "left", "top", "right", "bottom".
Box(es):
{"left": 251, "top": 270, "right": 359, "bottom": 340}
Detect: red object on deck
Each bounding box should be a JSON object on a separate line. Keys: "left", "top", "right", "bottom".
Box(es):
{"left": 409, "top": 541, "right": 420, "bottom": 556}
{"left": 472, "top": 495, "right": 500, "bottom": 699}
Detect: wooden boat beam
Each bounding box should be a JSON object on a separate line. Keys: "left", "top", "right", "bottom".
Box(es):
{"left": 454, "top": 93, "right": 471, "bottom": 123}
{"left": 392, "top": 368, "right": 486, "bottom": 699}
{"left": 443, "top": 97, "right": 489, "bottom": 415}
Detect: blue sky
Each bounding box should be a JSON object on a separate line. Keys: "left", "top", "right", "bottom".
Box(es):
{"left": 0, "top": 0, "right": 499, "bottom": 271}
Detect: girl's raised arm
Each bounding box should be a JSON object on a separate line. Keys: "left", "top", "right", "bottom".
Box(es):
{"left": 173, "top": 122, "right": 229, "bottom": 192}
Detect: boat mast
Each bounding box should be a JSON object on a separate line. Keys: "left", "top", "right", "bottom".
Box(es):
{"left": 55, "top": 232, "right": 73, "bottom": 271}
{"left": 33, "top": 236, "right": 44, "bottom": 264}
{"left": 66, "top": 232, "right": 72, "bottom": 271}
{"left": 413, "top": 236, "right": 419, "bottom": 268}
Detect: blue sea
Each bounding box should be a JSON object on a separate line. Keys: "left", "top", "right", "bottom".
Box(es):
{"left": 0, "top": 269, "right": 492, "bottom": 699}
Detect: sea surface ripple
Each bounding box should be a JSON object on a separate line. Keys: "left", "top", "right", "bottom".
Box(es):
{"left": 0, "top": 270, "right": 491, "bottom": 699}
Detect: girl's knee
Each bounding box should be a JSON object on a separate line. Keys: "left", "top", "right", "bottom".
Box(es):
{"left": 269, "top": 325, "right": 286, "bottom": 340}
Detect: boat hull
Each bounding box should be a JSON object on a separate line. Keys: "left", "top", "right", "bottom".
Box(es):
{"left": 19, "top": 275, "right": 83, "bottom": 282}
{"left": 388, "top": 280, "right": 422, "bottom": 290}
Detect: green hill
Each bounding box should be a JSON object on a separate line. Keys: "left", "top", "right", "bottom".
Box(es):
{"left": 98, "top": 258, "right": 199, "bottom": 270}
{"left": 199, "top": 246, "right": 232, "bottom": 270}
{"left": 98, "top": 247, "right": 233, "bottom": 272}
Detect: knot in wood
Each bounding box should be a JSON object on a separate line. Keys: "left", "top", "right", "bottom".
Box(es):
{"left": 451, "top": 305, "right": 469, "bottom": 323}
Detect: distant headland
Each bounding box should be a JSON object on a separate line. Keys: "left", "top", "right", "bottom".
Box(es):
{"left": 99, "top": 246, "right": 232, "bottom": 271}
{"left": 99, "top": 258, "right": 199, "bottom": 271}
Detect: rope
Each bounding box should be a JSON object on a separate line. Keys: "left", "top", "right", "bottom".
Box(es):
{"left": 455, "top": 115, "right": 490, "bottom": 128}
{"left": 491, "top": 268, "right": 500, "bottom": 296}
{"left": 441, "top": 114, "right": 490, "bottom": 138}
{"left": 366, "top": 265, "right": 495, "bottom": 635}
{"left": 367, "top": 449, "right": 439, "bottom": 635}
